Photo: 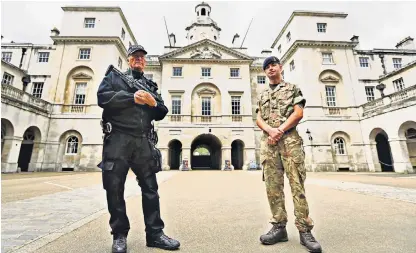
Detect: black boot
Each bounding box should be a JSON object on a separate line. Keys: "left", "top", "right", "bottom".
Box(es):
{"left": 112, "top": 234, "right": 127, "bottom": 253}
{"left": 260, "top": 223, "right": 288, "bottom": 245}
{"left": 299, "top": 231, "right": 322, "bottom": 252}
{"left": 146, "top": 233, "right": 180, "bottom": 250}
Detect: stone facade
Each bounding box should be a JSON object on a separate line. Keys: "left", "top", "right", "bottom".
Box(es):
{"left": 1, "top": 3, "right": 415, "bottom": 173}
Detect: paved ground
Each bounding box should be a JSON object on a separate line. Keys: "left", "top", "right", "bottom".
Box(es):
{"left": 2, "top": 171, "right": 416, "bottom": 253}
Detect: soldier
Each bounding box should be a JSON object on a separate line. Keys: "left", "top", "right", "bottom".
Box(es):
{"left": 97, "top": 45, "right": 180, "bottom": 253}
{"left": 256, "top": 56, "right": 322, "bottom": 252}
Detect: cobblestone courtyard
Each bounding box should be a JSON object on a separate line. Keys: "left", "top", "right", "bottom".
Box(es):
{"left": 2, "top": 171, "right": 416, "bottom": 253}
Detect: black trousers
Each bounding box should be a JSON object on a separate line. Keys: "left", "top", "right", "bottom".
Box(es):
{"left": 100, "top": 130, "right": 164, "bottom": 237}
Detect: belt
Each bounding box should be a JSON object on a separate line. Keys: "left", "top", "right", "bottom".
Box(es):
{"left": 111, "top": 126, "right": 149, "bottom": 138}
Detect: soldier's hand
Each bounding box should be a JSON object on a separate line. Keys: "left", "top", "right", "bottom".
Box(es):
{"left": 267, "top": 136, "right": 277, "bottom": 145}
{"left": 268, "top": 128, "right": 284, "bottom": 140}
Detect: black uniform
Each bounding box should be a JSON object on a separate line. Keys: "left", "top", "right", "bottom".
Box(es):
{"left": 97, "top": 67, "right": 168, "bottom": 239}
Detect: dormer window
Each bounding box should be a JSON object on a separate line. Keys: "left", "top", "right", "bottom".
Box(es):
{"left": 201, "top": 8, "right": 206, "bottom": 16}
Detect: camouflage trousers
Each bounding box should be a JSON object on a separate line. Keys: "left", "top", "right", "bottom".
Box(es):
{"left": 261, "top": 130, "right": 314, "bottom": 232}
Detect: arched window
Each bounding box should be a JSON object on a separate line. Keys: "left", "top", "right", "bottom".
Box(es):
{"left": 66, "top": 136, "right": 79, "bottom": 154}
{"left": 201, "top": 8, "right": 206, "bottom": 16}
{"left": 23, "top": 130, "right": 35, "bottom": 141}
{"left": 405, "top": 128, "right": 416, "bottom": 139}
{"left": 333, "top": 137, "right": 346, "bottom": 155}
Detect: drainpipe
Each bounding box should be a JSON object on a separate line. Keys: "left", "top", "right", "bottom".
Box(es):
{"left": 19, "top": 48, "right": 27, "bottom": 69}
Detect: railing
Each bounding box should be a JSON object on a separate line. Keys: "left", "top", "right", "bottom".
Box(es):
{"left": 1, "top": 84, "right": 52, "bottom": 113}
{"left": 323, "top": 107, "right": 350, "bottom": 116}
{"left": 166, "top": 114, "right": 251, "bottom": 124}
{"left": 362, "top": 84, "right": 416, "bottom": 115}
{"left": 61, "top": 104, "right": 88, "bottom": 113}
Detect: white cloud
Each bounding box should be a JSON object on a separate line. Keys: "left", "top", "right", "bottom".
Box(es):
{"left": 1, "top": 1, "right": 415, "bottom": 55}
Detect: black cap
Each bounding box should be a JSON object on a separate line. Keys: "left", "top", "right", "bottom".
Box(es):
{"left": 127, "top": 45, "right": 147, "bottom": 56}
{"left": 263, "top": 56, "right": 280, "bottom": 70}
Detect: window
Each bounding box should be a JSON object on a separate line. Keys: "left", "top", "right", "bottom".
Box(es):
{"left": 231, "top": 96, "right": 241, "bottom": 122}
{"left": 333, "top": 137, "right": 346, "bottom": 155}
{"left": 365, "top": 86, "right": 375, "bottom": 102}
{"left": 325, "top": 86, "right": 336, "bottom": 106}
{"left": 317, "top": 23, "right": 327, "bottom": 33}
{"left": 118, "top": 57, "right": 122, "bottom": 69}
{"left": 78, "top": 48, "right": 91, "bottom": 60}
{"left": 230, "top": 68, "right": 240, "bottom": 77}
{"left": 278, "top": 45, "right": 281, "bottom": 53}
{"left": 290, "top": 60, "right": 295, "bottom": 71}
{"left": 121, "top": 28, "right": 125, "bottom": 40}
{"left": 84, "top": 18, "right": 95, "bottom": 28}
{"left": 173, "top": 67, "right": 182, "bottom": 76}
{"left": 393, "top": 77, "right": 405, "bottom": 91}
{"left": 281, "top": 70, "right": 285, "bottom": 80}
{"left": 144, "top": 74, "right": 153, "bottom": 80}
{"left": 393, "top": 58, "right": 402, "bottom": 69}
{"left": 286, "top": 32, "right": 291, "bottom": 42}
{"left": 2, "top": 72, "right": 14, "bottom": 85}
{"left": 66, "top": 136, "right": 79, "bottom": 154}
{"left": 74, "top": 83, "right": 87, "bottom": 104}
{"left": 32, "top": 82, "right": 44, "bottom": 98}
{"left": 38, "top": 52, "right": 49, "bottom": 62}
{"left": 257, "top": 76, "right": 266, "bottom": 84}
{"left": 201, "top": 97, "right": 211, "bottom": 115}
{"left": 2, "top": 52, "right": 12, "bottom": 62}
{"left": 322, "top": 52, "right": 333, "bottom": 64}
{"left": 202, "top": 67, "right": 211, "bottom": 77}
{"left": 359, "top": 57, "right": 369, "bottom": 67}
{"left": 172, "top": 96, "right": 181, "bottom": 115}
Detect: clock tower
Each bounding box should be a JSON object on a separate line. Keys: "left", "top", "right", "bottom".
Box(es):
{"left": 185, "top": 2, "right": 221, "bottom": 44}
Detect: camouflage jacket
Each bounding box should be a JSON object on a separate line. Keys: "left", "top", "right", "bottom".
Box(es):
{"left": 256, "top": 82, "right": 306, "bottom": 129}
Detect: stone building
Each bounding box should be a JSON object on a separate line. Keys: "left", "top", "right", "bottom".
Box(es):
{"left": 1, "top": 3, "right": 415, "bottom": 173}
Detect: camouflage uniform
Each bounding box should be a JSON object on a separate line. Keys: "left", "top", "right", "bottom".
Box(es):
{"left": 256, "top": 81, "right": 314, "bottom": 232}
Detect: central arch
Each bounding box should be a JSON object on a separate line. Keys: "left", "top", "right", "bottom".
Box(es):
{"left": 191, "top": 134, "right": 222, "bottom": 169}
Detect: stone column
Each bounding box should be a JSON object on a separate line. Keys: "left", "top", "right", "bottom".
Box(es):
{"left": 160, "top": 148, "right": 169, "bottom": 171}
{"left": 221, "top": 147, "right": 232, "bottom": 170}
{"left": 243, "top": 147, "right": 256, "bottom": 170}
{"left": 180, "top": 148, "right": 191, "bottom": 171}
{"left": 304, "top": 144, "right": 315, "bottom": 172}
{"left": 364, "top": 142, "right": 379, "bottom": 172}
{"left": 389, "top": 138, "right": 413, "bottom": 173}
{"left": 1, "top": 136, "right": 23, "bottom": 173}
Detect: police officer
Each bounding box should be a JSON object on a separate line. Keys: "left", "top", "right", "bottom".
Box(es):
{"left": 97, "top": 45, "right": 180, "bottom": 253}
{"left": 256, "top": 56, "right": 322, "bottom": 252}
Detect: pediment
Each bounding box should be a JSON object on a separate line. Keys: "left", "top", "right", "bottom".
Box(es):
{"left": 320, "top": 75, "right": 340, "bottom": 83}
{"left": 196, "top": 87, "right": 217, "bottom": 97}
{"left": 72, "top": 72, "right": 92, "bottom": 80}
{"left": 159, "top": 39, "right": 252, "bottom": 61}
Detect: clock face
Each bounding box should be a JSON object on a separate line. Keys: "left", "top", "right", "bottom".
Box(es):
{"left": 200, "top": 32, "right": 207, "bottom": 39}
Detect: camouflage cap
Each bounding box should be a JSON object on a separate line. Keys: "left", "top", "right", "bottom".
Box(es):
{"left": 263, "top": 56, "right": 280, "bottom": 70}
{"left": 127, "top": 45, "right": 147, "bottom": 56}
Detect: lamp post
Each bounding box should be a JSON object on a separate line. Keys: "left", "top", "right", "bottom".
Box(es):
{"left": 306, "top": 129, "right": 313, "bottom": 141}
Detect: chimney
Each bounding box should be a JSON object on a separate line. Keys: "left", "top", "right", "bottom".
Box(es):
{"left": 232, "top": 33, "right": 240, "bottom": 47}
{"left": 261, "top": 49, "right": 272, "bottom": 57}
{"left": 396, "top": 36, "right": 414, "bottom": 50}
{"left": 50, "top": 27, "right": 60, "bottom": 37}
{"left": 169, "top": 33, "right": 176, "bottom": 47}
{"left": 350, "top": 35, "right": 359, "bottom": 49}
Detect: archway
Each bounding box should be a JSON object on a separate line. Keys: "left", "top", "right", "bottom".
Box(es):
{"left": 398, "top": 121, "right": 416, "bottom": 170}
{"left": 231, "top": 140, "right": 245, "bottom": 169}
{"left": 191, "top": 134, "right": 222, "bottom": 169}
{"left": 375, "top": 132, "right": 394, "bottom": 172}
{"left": 17, "top": 127, "right": 41, "bottom": 172}
{"left": 1, "top": 118, "right": 14, "bottom": 161}
{"left": 168, "top": 139, "right": 182, "bottom": 170}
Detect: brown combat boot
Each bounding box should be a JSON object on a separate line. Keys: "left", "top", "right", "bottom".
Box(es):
{"left": 299, "top": 231, "right": 322, "bottom": 252}
{"left": 260, "top": 223, "right": 288, "bottom": 245}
